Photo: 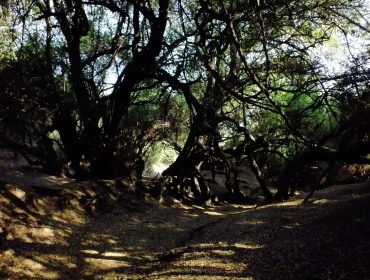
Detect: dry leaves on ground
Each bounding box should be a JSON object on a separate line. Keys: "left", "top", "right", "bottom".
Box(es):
{"left": 0, "top": 150, "right": 370, "bottom": 279}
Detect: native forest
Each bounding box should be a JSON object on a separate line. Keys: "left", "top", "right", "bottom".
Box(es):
{"left": 0, "top": 0, "right": 370, "bottom": 279}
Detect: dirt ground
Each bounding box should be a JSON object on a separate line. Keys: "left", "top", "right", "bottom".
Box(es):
{"left": 1, "top": 149, "right": 370, "bottom": 280}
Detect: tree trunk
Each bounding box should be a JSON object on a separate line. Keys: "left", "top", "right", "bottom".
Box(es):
{"left": 247, "top": 153, "right": 273, "bottom": 202}
{"left": 163, "top": 114, "right": 206, "bottom": 177}
{"left": 325, "top": 126, "right": 355, "bottom": 186}
{"left": 274, "top": 143, "right": 370, "bottom": 200}
{"left": 325, "top": 162, "right": 344, "bottom": 186}
{"left": 162, "top": 114, "right": 215, "bottom": 203}
{"left": 275, "top": 152, "right": 310, "bottom": 201}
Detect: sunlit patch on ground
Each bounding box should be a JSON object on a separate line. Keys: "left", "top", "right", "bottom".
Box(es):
{"left": 313, "top": 198, "right": 331, "bottom": 204}
{"left": 235, "top": 219, "right": 264, "bottom": 226}
{"left": 8, "top": 256, "right": 60, "bottom": 279}
{"left": 233, "top": 243, "right": 265, "bottom": 250}
{"left": 33, "top": 253, "right": 77, "bottom": 269}
{"left": 84, "top": 256, "right": 131, "bottom": 270}
{"left": 1, "top": 157, "right": 370, "bottom": 280}
{"left": 203, "top": 211, "right": 225, "bottom": 216}
{"left": 7, "top": 186, "right": 26, "bottom": 201}
{"left": 211, "top": 249, "right": 235, "bottom": 256}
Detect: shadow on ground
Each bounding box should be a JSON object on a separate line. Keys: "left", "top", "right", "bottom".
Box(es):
{"left": 0, "top": 149, "right": 370, "bottom": 280}
{"left": 136, "top": 188, "right": 370, "bottom": 280}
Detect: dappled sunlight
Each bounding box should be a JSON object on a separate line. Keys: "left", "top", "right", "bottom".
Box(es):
{"left": 234, "top": 243, "right": 265, "bottom": 250}
{"left": 84, "top": 256, "right": 131, "bottom": 270}
{"left": 211, "top": 249, "right": 235, "bottom": 256}
{"left": 0, "top": 223, "right": 83, "bottom": 279}
{"left": 8, "top": 186, "right": 26, "bottom": 202}
{"left": 203, "top": 211, "right": 225, "bottom": 216}
{"left": 0, "top": 180, "right": 92, "bottom": 279}
{"left": 187, "top": 242, "right": 265, "bottom": 250}
{"left": 33, "top": 253, "right": 77, "bottom": 269}
{"left": 281, "top": 223, "right": 300, "bottom": 229}
{"left": 58, "top": 208, "right": 87, "bottom": 226}
{"left": 0, "top": 194, "right": 9, "bottom": 204}
{"left": 8, "top": 256, "right": 60, "bottom": 279}
{"left": 50, "top": 214, "right": 71, "bottom": 225}
{"left": 12, "top": 226, "right": 57, "bottom": 245}
{"left": 107, "top": 238, "right": 119, "bottom": 244}
{"left": 1, "top": 161, "right": 370, "bottom": 280}
{"left": 78, "top": 247, "right": 146, "bottom": 278}
{"left": 0, "top": 211, "right": 76, "bottom": 247}
{"left": 229, "top": 204, "right": 256, "bottom": 209}
{"left": 276, "top": 199, "right": 305, "bottom": 207}
{"left": 151, "top": 274, "right": 253, "bottom": 280}
{"left": 209, "top": 205, "right": 256, "bottom": 215}
{"left": 80, "top": 249, "right": 99, "bottom": 255}
{"left": 102, "top": 251, "right": 129, "bottom": 258}
{"left": 182, "top": 212, "right": 199, "bottom": 218}
{"left": 0, "top": 249, "right": 14, "bottom": 268}
{"left": 147, "top": 242, "right": 252, "bottom": 279}
{"left": 235, "top": 219, "right": 265, "bottom": 226}
{"left": 81, "top": 234, "right": 109, "bottom": 247}
{"left": 192, "top": 205, "right": 205, "bottom": 210}
{"left": 313, "top": 199, "right": 331, "bottom": 204}
{"left": 179, "top": 258, "right": 248, "bottom": 271}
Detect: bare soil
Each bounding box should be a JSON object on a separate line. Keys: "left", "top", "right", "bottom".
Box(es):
{"left": 1, "top": 149, "right": 370, "bottom": 280}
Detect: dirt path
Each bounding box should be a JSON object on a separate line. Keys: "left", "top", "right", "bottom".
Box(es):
{"left": 1, "top": 151, "right": 370, "bottom": 279}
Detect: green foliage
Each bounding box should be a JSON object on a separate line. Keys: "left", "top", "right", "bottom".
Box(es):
{"left": 145, "top": 141, "right": 177, "bottom": 171}
{"left": 0, "top": 0, "right": 369, "bottom": 178}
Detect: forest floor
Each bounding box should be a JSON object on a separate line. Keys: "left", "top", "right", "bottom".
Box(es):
{"left": 1, "top": 149, "right": 370, "bottom": 280}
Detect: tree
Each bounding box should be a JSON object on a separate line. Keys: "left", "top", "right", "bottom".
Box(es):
{"left": 0, "top": 0, "right": 370, "bottom": 204}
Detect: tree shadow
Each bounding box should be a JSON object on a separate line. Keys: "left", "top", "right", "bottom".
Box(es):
{"left": 1, "top": 179, "right": 370, "bottom": 280}
{"left": 131, "top": 191, "right": 370, "bottom": 280}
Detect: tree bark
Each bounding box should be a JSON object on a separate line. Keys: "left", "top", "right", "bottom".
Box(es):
{"left": 163, "top": 114, "right": 206, "bottom": 177}
{"left": 325, "top": 126, "right": 355, "bottom": 186}
{"left": 247, "top": 153, "right": 273, "bottom": 202}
